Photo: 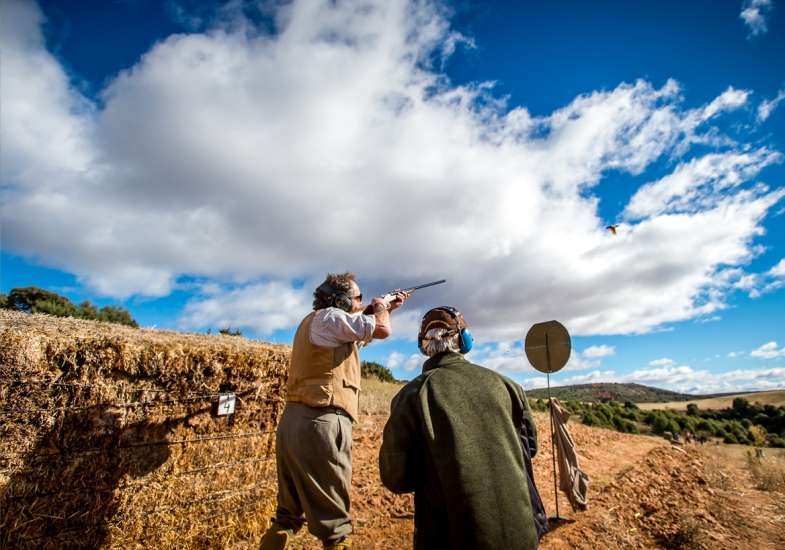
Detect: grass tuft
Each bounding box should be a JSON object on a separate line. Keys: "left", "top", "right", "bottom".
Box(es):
{"left": 747, "top": 451, "right": 785, "bottom": 492}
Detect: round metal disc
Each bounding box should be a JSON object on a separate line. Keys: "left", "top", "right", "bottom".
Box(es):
{"left": 524, "top": 320, "right": 571, "bottom": 374}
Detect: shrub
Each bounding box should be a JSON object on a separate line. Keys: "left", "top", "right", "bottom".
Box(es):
{"left": 668, "top": 419, "right": 682, "bottom": 435}
{"left": 96, "top": 305, "right": 138, "bottom": 328}
{"left": 676, "top": 416, "right": 695, "bottom": 432}
{"left": 651, "top": 413, "right": 671, "bottom": 435}
{"left": 582, "top": 412, "right": 601, "bottom": 427}
{"left": 732, "top": 397, "right": 751, "bottom": 416}
{"left": 696, "top": 419, "right": 713, "bottom": 432}
{"left": 621, "top": 419, "right": 639, "bottom": 434}
{"left": 6, "top": 286, "right": 138, "bottom": 327}
{"left": 748, "top": 425, "right": 768, "bottom": 447}
{"left": 532, "top": 399, "right": 548, "bottom": 412}
{"left": 747, "top": 453, "right": 785, "bottom": 492}
{"left": 361, "top": 361, "right": 396, "bottom": 383}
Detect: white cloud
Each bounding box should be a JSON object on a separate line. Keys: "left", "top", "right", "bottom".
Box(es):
{"left": 769, "top": 258, "right": 785, "bottom": 277}
{"left": 386, "top": 351, "right": 424, "bottom": 372}
{"left": 696, "top": 315, "right": 721, "bottom": 323}
{"left": 740, "top": 0, "right": 774, "bottom": 37}
{"left": 624, "top": 149, "right": 781, "bottom": 220}
{"left": 720, "top": 367, "right": 785, "bottom": 380}
{"left": 582, "top": 344, "right": 616, "bottom": 358}
{"left": 623, "top": 363, "right": 785, "bottom": 394}
{"left": 750, "top": 341, "right": 785, "bottom": 359}
{"left": 758, "top": 88, "right": 785, "bottom": 122}
{"left": 466, "top": 342, "right": 528, "bottom": 372}
{"left": 727, "top": 351, "right": 744, "bottom": 358}
{"left": 649, "top": 357, "right": 675, "bottom": 367}
{"left": 179, "top": 281, "right": 311, "bottom": 335}
{"left": 2, "top": 0, "right": 784, "bottom": 339}
{"left": 466, "top": 341, "right": 616, "bottom": 374}
{"left": 385, "top": 309, "right": 428, "bottom": 342}
{"left": 628, "top": 364, "right": 695, "bottom": 384}
{"left": 544, "top": 363, "right": 785, "bottom": 394}
{"left": 520, "top": 377, "right": 548, "bottom": 390}
{"left": 563, "top": 347, "right": 609, "bottom": 371}
{"left": 561, "top": 369, "right": 617, "bottom": 385}
{"left": 731, "top": 258, "right": 785, "bottom": 298}
{"left": 700, "top": 87, "right": 750, "bottom": 120}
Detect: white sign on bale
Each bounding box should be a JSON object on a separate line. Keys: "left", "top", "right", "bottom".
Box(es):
{"left": 216, "top": 393, "right": 236, "bottom": 416}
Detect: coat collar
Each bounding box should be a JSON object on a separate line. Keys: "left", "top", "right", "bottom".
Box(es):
{"left": 422, "top": 351, "right": 466, "bottom": 373}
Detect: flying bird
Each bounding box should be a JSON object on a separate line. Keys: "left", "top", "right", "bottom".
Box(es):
{"left": 606, "top": 224, "right": 620, "bottom": 235}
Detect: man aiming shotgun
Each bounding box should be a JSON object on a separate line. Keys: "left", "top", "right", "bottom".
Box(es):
{"left": 260, "top": 274, "right": 444, "bottom": 550}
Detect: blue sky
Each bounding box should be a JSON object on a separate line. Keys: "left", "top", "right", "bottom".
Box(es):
{"left": 2, "top": 0, "right": 784, "bottom": 393}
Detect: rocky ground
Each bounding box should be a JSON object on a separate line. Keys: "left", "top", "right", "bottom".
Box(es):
{"left": 283, "top": 412, "right": 785, "bottom": 549}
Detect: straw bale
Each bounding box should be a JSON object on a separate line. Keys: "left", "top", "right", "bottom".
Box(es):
{"left": 0, "top": 310, "right": 290, "bottom": 549}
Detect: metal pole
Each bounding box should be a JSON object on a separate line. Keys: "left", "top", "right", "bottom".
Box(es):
{"left": 546, "top": 332, "right": 560, "bottom": 520}
{"left": 547, "top": 372, "right": 560, "bottom": 519}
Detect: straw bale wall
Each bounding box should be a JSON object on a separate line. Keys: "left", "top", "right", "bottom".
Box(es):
{"left": 0, "top": 310, "right": 290, "bottom": 549}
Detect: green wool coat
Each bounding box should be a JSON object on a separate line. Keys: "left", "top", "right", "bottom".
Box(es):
{"left": 379, "top": 352, "right": 539, "bottom": 549}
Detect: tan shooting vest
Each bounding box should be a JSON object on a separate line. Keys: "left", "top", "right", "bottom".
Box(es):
{"left": 287, "top": 311, "right": 362, "bottom": 421}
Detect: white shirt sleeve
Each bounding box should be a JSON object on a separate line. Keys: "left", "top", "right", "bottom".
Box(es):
{"left": 310, "top": 307, "right": 376, "bottom": 348}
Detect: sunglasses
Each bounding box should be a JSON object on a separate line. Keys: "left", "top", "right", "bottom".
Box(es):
{"left": 352, "top": 294, "right": 363, "bottom": 301}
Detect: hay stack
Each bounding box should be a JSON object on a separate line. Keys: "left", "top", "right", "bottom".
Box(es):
{"left": 0, "top": 310, "right": 290, "bottom": 549}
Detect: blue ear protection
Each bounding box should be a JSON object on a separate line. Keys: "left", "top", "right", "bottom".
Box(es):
{"left": 453, "top": 309, "right": 474, "bottom": 354}
{"left": 418, "top": 306, "right": 474, "bottom": 354}
{"left": 460, "top": 325, "right": 474, "bottom": 354}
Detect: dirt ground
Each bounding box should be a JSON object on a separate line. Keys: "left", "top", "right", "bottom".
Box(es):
{"left": 280, "top": 412, "right": 785, "bottom": 549}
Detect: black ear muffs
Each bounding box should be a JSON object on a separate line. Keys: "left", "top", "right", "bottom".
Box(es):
{"left": 332, "top": 292, "right": 353, "bottom": 312}
{"left": 317, "top": 281, "right": 353, "bottom": 313}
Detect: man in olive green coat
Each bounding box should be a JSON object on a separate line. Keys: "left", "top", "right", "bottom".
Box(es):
{"left": 379, "top": 306, "right": 543, "bottom": 549}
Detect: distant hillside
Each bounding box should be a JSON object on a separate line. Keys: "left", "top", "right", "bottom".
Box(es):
{"left": 526, "top": 382, "right": 694, "bottom": 403}
{"left": 637, "top": 389, "right": 785, "bottom": 411}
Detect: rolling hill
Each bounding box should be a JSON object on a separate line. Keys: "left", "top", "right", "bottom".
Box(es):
{"left": 526, "top": 382, "right": 695, "bottom": 403}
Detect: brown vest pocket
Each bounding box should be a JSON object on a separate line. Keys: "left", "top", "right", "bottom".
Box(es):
{"left": 291, "top": 381, "right": 333, "bottom": 406}
{"left": 342, "top": 379, "right": 360, "bottom": 392}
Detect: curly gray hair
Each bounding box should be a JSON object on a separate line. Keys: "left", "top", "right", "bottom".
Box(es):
{"left": 421, "top": 327, "right": 461, "bottom": 357}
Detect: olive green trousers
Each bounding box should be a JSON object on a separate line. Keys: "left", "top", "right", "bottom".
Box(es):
{"left": 273, "top": 403, "right": 353, "bottom": 544}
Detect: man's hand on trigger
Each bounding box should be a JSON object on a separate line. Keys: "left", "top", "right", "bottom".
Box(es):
{"left": 363, "top": 291, "right": 410, "bottom": 315}
{"left": 387, "top": 290, "right": 410, "bottom": 312}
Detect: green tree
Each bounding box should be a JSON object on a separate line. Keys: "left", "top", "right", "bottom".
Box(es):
{"left": 361, "top": 361, "right": 396, "bottom": 383}
{"left": 5, "top": 286, "right": 138, "bottom": 327}
{"left": 667, "top": 419, "right": 682, "bottom": 434}
{"left": 97, "top": 305, "right": 138, "bottom": 328}
{"left": 686, "top": 403, "right": 699, "bottom": 416}
{"left": 77, "top": 300, "right": 98, "bottom": 319}
{"left": 732, "top": 397, "right": 751, "bottom": 416}
{"left": 8, "top": 287, "right": 76, "bottom": 314}
{"left": 219, "top": 327, "right": 242, "bottom": 336}
{"left": 581, "top": 411, "right": 601, "bottom": 427}
{"left": 650, "top": 413, "right": 671, "bottom": 434}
